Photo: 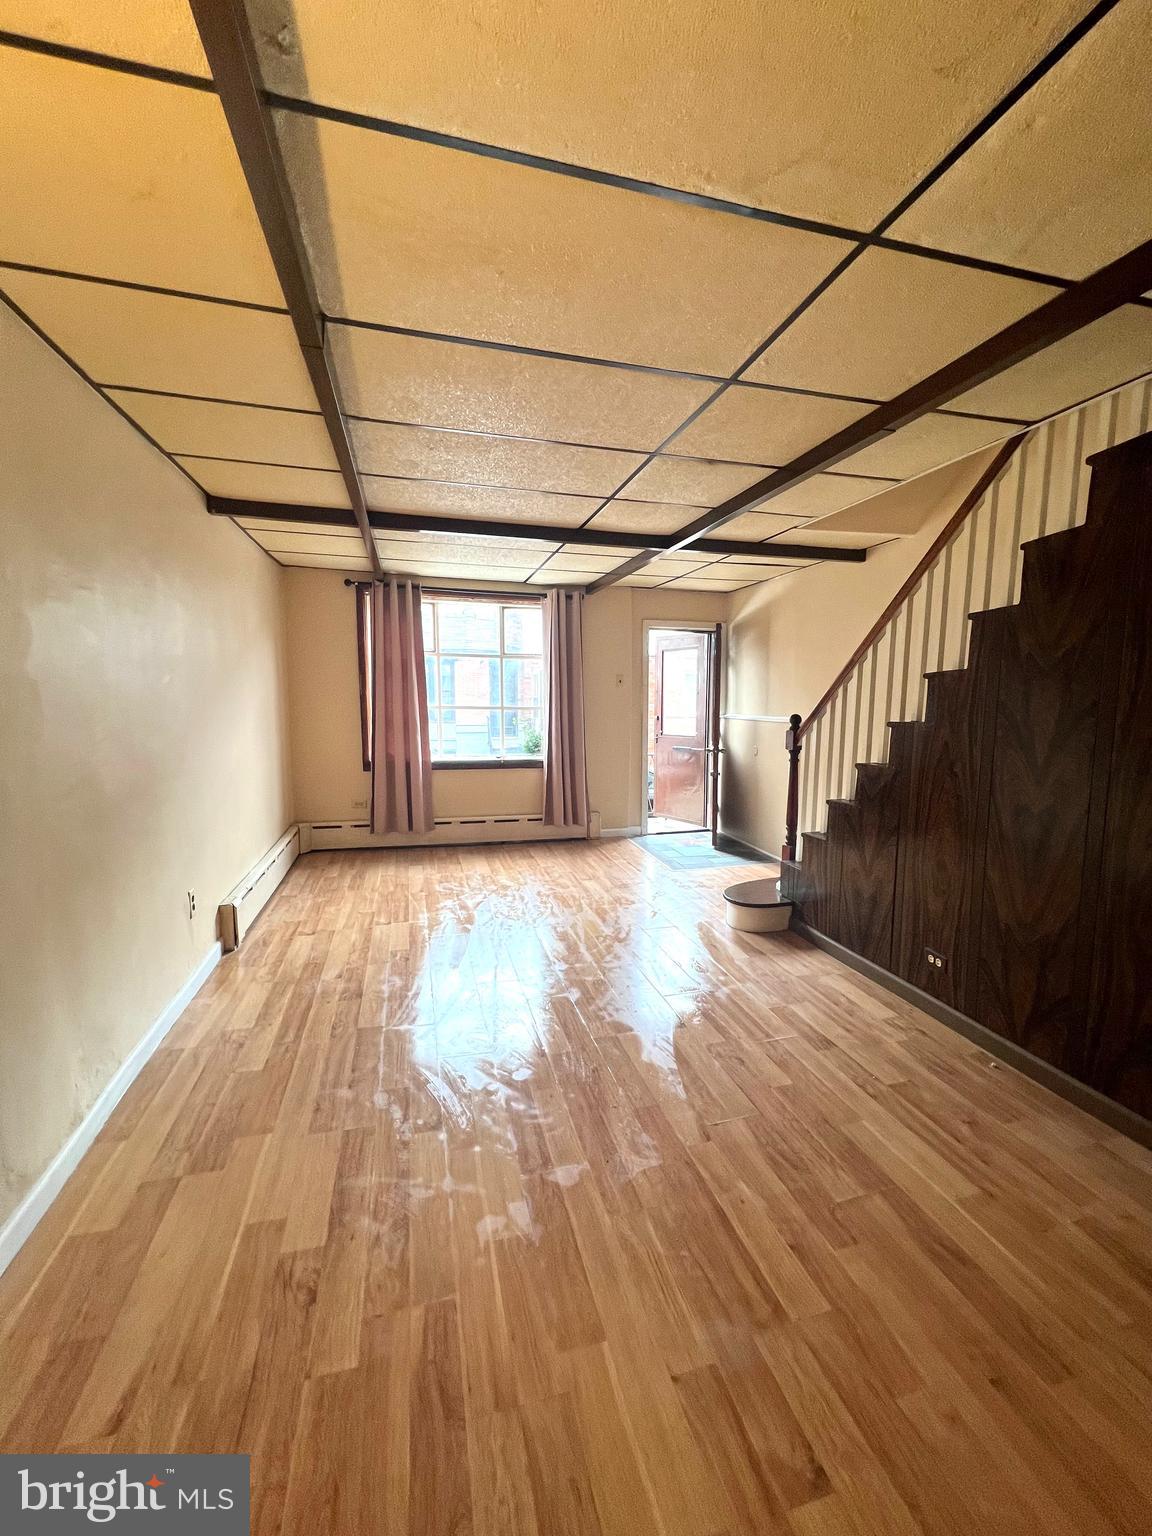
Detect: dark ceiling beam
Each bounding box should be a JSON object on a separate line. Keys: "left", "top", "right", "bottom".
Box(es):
{"left": 186, "top": 0, "right": 382, "bottom": 578}
{"left": 587, "top": 238, "right": 1152, "bottom": 592}
{"left": 206, "top": 496, "right": 866, "bottom": 563}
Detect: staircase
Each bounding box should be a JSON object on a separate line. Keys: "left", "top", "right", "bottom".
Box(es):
{"left": 782, "top": 424, "right": 1152, "bottom": 1127}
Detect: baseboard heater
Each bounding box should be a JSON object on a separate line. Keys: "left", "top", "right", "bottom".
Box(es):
{"left": 305, "top": 814, "right": 586, "bottom": 850}
{"left": 218, "top": 825, "right": 301, "bottom": 951}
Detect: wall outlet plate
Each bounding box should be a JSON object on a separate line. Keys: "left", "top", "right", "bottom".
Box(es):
{"left": 925, "top": 947, "right": 947, "bottom": 971}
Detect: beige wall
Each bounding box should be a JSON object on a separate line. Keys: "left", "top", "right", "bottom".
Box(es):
{"left": 0, "top": 305, "right": 292, "bottom": 1228}
{"left": 721, "top": 449, "right": 1002, "bottom": 856}
{"left": 284, "top": 567, "right": 729, "bottom": 833}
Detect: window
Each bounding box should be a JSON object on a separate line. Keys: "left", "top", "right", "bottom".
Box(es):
{"left": 422, "top": 597, "right": 545, "bottom": 762}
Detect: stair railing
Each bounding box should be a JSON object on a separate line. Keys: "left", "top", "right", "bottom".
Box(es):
{"left": 781, "top": 369, "right": 1152, "bottom": 858}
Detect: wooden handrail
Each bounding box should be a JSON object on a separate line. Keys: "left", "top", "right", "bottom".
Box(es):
{"left": 795, "top": 434, "right": 1025, "bottom": 743}
{"left": 782, "top": 714, "right": 803, "bottom": 862}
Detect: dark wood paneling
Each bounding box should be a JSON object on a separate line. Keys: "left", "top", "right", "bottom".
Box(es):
{"left": 798, "top": 429, "right": 1152, "bottom": 1126}
{"left": 973, "top": 523, "right": 1113, "bottom": 1067}
{"left": 892, "top": 647, "right": 1000, "bottom": 1011}
{"left": 830, "top": 766, "right": 903, "bottom": 970}
{"left": 1080, "top": 446, "right": 1152, "bottom": 1115}
{"left": 797, "top": 832, "right": 838, "bottom": 938}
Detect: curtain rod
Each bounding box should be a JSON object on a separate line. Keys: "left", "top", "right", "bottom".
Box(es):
{"left": 343, "top": 579, "right": 546, "bottom": 602}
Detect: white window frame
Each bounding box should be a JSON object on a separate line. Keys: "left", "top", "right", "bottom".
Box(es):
{"left": 423, "top": 595, "right": 546, "bottom": 766}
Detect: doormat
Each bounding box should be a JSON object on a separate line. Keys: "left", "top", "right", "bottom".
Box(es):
{"left": 636, "top": 832, "right": 771, "bottom": 871}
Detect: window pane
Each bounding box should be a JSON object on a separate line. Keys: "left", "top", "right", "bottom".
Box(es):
{"left": 440, "top": 655, "right": 499, "bottom": 709}
{"left": 439, "top": 708, "right": 501, "bottom": 759}
{"left": 424, "top": 653, "right": 437, "bottom": 706}
{"left": 436, "top": 599, "right": 500, "bottom": 653}
{"left": 427, "top": 708, "right": 441, "bottom": 756}
{"left": 503, "top": 710, "right": 544, "bottom": 756}
{"left": 503, "top": 604, "right": 543, "bottom": 655}
{"left": 661, "top": 648, "right": 700, "bottom": 735}
{"left": 503, "top": 657, "right": 543, "bottom": 709}
{"left": 421, "top": 601, "right": 436, "bottom": 650}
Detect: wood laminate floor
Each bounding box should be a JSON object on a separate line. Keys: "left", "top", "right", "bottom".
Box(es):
{"left": 2, "top": 840, "right": 1152, "bottom": 1535}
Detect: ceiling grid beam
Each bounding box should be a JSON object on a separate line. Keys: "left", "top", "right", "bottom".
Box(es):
{"left": 588, "top": 237, "right": 1152, "bottom": 591}
{"left": 185, "top": 0, "right": 382, "bottom": 577}
{"left": 205, "top": 496, "right": 865, "bottom": 563}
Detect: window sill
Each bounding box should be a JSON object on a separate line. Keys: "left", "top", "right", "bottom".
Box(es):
{"left": 431, "top": 759, "right": 544, "bottom": 771}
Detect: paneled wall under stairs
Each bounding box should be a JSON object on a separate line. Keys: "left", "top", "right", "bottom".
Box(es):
{"left": 785, "top": 429, "right": 1152, "bottom": 1123}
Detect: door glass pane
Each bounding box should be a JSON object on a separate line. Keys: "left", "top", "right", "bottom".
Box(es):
{"left": 503, "top": 710, "right": 544, "bottom": 756}
{"left": 503, "top": 605, "right": 543, "bottom": 655}
{"left": 436, "top": 600, "right": 500, "bottom": 653}
{"left": 503, "top": 656, "right": 543, "bottom": 709}
{"left": 439, "top": 708, "right": 501, "bottom": 758}
{"left": 662, "top": 648, "right": 699, "bottom": 735}
{"left": 440, "top": 655, "right": 499, "bottom": 709}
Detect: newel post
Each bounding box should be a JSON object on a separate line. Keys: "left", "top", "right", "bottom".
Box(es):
{"left": 782, "top": 713, "right": 803, "bottom": 862}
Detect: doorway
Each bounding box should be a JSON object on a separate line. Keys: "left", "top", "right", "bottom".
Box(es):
{"left": 644, "top": 625, "right": 722, "bottom": 837}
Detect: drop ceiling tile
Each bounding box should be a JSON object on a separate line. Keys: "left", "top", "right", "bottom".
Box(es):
{"left": 672, "top": 386, "right": 869, "bottom": 462}
{"left": 622, "top": 456, "right": 772, "bottom": 505}
{"left": 364, "top": 476, "right": 597, "bottom": 527}
{"left": 711, "top": 561, "right": 814, "bottom": 580}
{"left": 747, "top": 472, "right": 899, "bottom": 521}
{"left": 586, "top": 502, "right": 707, "bottom": 536}
{"left": 526, "top": 569, "right": 595, "bottom": 585}
{"left": 889, "top": 2, "right": 1152, "bottom": 279}
{"left": 0, "top": 269, "right": 317, "bottom": 406}
{"left": 643, "top": 556, "right": 714, "bottom": 579}
{"left": 252, "top": 530, "right": 366, "bottom": 557}
{"left": 616, "top": 573, "right": 668, "bottom": 586}
{"left": 176, "top": 459, "right": 350, "bottom": 507}
{"left": 834, "top": 412, "right": 1010, "bottom": 479}
{"left": 374, "top": 540, "right": 542, "bottom": 570}
{"left": 383, "top": 559, "right": 537, "bottom": 582}
{"left": 558, "top": 542, "right": 642, "bottom": 558}
{"left": 948, "top": 308, "right": 1152, "bottom": 422}
{"left": 660, "top": 576, "right": 760, "bottom": 591}
{"left": 376, "top": 531, "right": 560, "bottom": 558}
{"left": 744, "top": 249, "right": 1053, "bottom": 399}
{"left": 277, "top": 111, "right": 851, "bottom": 376}
{"left": 275, "top": 552, "right": 372, "bottom": 570}
{"left": 238, "top": 518, "right": 356, "bottom": 539}
{"left": 106, "top": 392, "right": 336, "bottom": 469}
{"left": 0, "top": 49, "right": 282, "bottom": 303}
{"left": 766, "top": 527, "right": 886, "bottom": 549}
{"left": 330, "top": 324, "right": 715, "bottom": 450}
{"left": 350, "top": 419, "right": 642, "bottom": 494}
{"left": 706, "top": 511, "right": 808, "bottom": 541}
{"left": 254, "top": 0, "right": 1089, "bottom": 229}
{"left": 1, "top": 0, "right": 210, "bottom": 72}
{"left": 546, "top": 551, "right": 633, "bottom": 571}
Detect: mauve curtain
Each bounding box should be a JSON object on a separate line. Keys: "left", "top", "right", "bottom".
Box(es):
{"left": 543, "top": 588, "right": 590, "bottom": 829}
{"left": 370, "top": 578, "right": 434, "bottom": 835}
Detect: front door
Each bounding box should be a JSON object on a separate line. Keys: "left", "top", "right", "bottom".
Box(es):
{"left": 652, "top": 631, "right": 710, "bottom": 826}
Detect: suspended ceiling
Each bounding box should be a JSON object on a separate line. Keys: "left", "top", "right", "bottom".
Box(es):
{"left": 0, "top": 0, "right": 1149, "bottom": 591}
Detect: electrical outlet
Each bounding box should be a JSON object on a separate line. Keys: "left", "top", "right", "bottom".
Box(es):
{"left": 352, "top": 798, "right": 368, "bottom": 810}
{"left": 925, "top": 947, "right": 947, "bottom": 972}
{"left": 187, "top": 890, "right": 197, "bottom": 920}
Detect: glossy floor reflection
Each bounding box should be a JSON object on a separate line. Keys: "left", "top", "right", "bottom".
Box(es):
{"left": 2, "top": 839, "right": 1152, "bottom": 1535}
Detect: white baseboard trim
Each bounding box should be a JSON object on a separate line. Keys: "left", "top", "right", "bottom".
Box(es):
{"left": 0, "top": 941, "right": 222, "bottom": 1279}
{"left": 601, "top": 825, "right": 643, "bottom": 839}
{"left": 304, "top": 818, "right": 585, "bottom": 851}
